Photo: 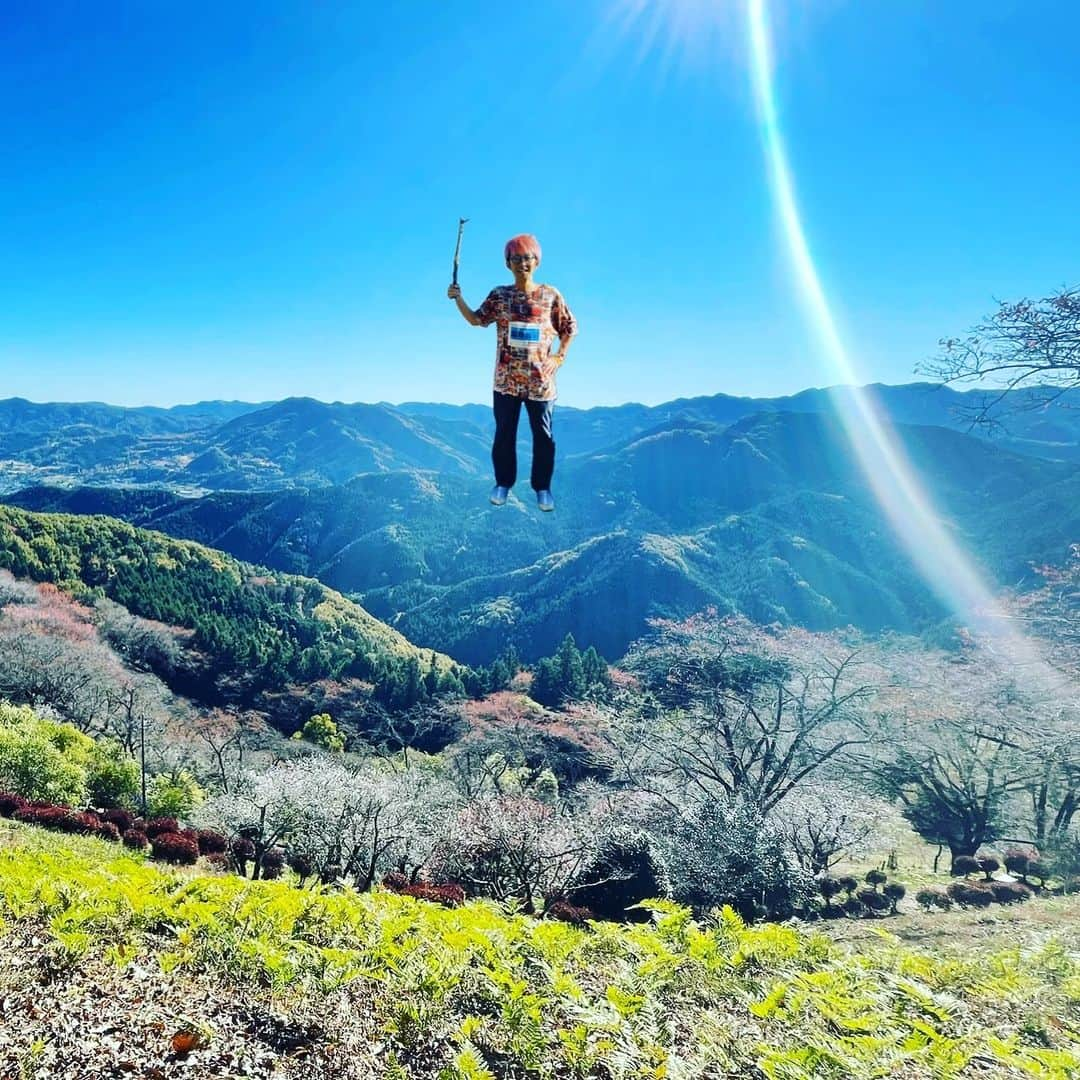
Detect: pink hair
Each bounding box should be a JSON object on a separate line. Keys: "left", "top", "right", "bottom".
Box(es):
{"left": 504, "top": 234, "right": 542, "bottom": 262}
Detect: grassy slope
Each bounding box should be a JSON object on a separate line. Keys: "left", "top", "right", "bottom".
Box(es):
{"left": 1, "top": 823, "right": 1078, "bottom": 1079}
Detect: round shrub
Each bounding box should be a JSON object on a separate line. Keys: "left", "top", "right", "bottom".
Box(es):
{"left": 858, "top": 887, "right": 890, "bottom": 915}
{"left": 203, "top": 852, "right": 232, "bottom": 873}
{"left": 122, "top": 828, "right": 148, "bottom": 850}
{"left": 146, "top": 772, "right": 204, "bottom": 820}
{"left": 952, "top": 855, "right": 981, "bottom": 877}
{"left": 85, "top": 746, "right": 139, "bottom": 810}
{"left": 842, "top": 895, "right": 865, "bottom": 918}
{"left": 946, "top": 881, "right": 969, "bottom": 905}
{"left": 1004, "top": 848, "right": 1036, "bottom": 880}
{"left": 0, "top": 708, "right": 91, "bottom": 806}
{"left": 837, "top": 875, "right": 858, "bottom": 896}
{"left": 915, "top": 887, "right": 951, "bottom": 912}
{"left": 143, "top": 817, "right": 179, "bottom": 839}
{"left": 149, "top": 830, "right": 199, "bottom": 865}
{"left": 1025, "top": 861, "right": 1050, "bottom": 887}
{"left": 657, "top": 799, "right": 813, "bottom": 922}
{"left": 101, "top": 808, "right": 134, "bottom": 833}
{"left": 883, "top": 881, "right": 906, "bottom": 912}
{"left": 195, "top": 829, "right": 229, "bottom": 856}
{"left": 260, "top": 849, "right": 286, "bottom": 880}
{"left": 957, "top": 885, "right": 994, "bottom": 910}
{"left": 568, "top": 830, "right": 670, "bottom": 923}
{"left": 865, "top": 869, "right": 887, "bottom": 890}
{"left": 97, "top": 821, "right": 121, "bottom": 843}
{"left": 977, "top": 856, "right": 1000, "bottom": 880}
{"left": 989, "top": 881, "right": 1031, "bottom": 905}
{"left": 818, "top": 876, "right": 844, "bottom": 905}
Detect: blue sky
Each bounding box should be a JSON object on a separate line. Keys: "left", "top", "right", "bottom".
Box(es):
{"left": 1, "top": 1, "right": 1077, "bottom": 409}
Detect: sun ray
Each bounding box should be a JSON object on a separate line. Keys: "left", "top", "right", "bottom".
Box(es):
{"left": 612, "top": 0, "right": 1072, "bottom": 692}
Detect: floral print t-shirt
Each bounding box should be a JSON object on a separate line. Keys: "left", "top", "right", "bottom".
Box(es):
{"left": 475, "top": 284, "right": 577, "bottom": 401}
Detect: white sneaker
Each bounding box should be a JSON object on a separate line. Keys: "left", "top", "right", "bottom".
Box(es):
{"left": 490, "top": 485, "right": 509, "bottom": 505}
{"left": 536, "top": 490, "right": 555, "bottom": 512}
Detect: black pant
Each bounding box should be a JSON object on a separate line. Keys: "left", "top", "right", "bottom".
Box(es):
{"left": 492, "top": 391, "right": 555, "bottom": 491}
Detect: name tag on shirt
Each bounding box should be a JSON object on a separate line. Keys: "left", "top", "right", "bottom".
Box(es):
{"left": 508, "top": 321, "right": 541, "bottom": 349}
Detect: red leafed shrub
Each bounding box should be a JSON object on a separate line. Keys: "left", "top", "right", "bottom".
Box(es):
{"left": 70, "top": 810, "right": 103, "bottom": 836}
{"left": 287, "top": 852, "right": 315, "bottom": 882}
{"left": 989, "top": 881, "right": 1031, "bottom": 905}
{"left": 400, "top": 882, "right": 466, "bottom": 908}
{"left": 150, "top": 831, "right": 199, "bottom": 865}
{"left": 15, "top": 805, "right": 100, "bottom": 836}
{"left": 952, "top": 855, "right": 981, "bottom": 877}
{"left": 231, "top": 837, "right": 256, "bottom": 873}
{"left": 97, "top": 821, "right": 122, "bottom": 843}
{"left": 143, "top": 817, "right": 180, "bottom": 839}
{"left": 947, "top": 883, "right": 993, "bottom": 909}
{"left": 857, "top": 887, "right": 890, "bottom": 915}
{"left": 196, "top": 829, "right": 229, "bottom": 855}
{"left": 381, "top": 871, "right": 408, "bottom": 893}
{"left": 260, "top": 849, "right": 286, "bottom": 880}
{"left": 204, "top": 852, "right": 232, "bottom": 873}
{"left": 946, "top": 881, "right": 968, "bottom": 904}
{"left": 14, "top": 805, "right": 56, "bottom": 828}
{"left": 1004, "top": 848, "right": 1037, "bottom": 880}
{"left": 123, "top": 829, "right": 149, "bottom": 850}
{"left": 0, "top": 793, "right": 29, "bottom": 818}
{"left": 544, "top": 899, "right": 595, "bottom": 925}
{"left": 915, "top": 887, "right": 951, "bottom": 912}
{"left": 101, "top": 809, "right": 135, "bottom": 833}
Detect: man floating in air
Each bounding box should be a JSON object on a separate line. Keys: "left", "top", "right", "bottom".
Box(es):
{"left": 448, "top": 233, "right": 577, "bottom": 512}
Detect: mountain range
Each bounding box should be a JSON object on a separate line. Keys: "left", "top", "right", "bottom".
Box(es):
{"left": 1, "top": 382, "right": 1077, "bottom": 497}
{"left": 3, "top": 383, "right": 1076, "bottom": 665}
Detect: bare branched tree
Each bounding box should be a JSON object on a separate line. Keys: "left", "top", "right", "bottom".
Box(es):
{"left": 919, "top": 285, "right": 1080, "bottom": 429}
{"left": 597, "top": 612, "right": 879, "bottom": 815}
{"left": 863, "top": 628, "right": 1080, "bottom": 859}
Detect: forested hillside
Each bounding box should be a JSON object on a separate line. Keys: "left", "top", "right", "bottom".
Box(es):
{"left": 0, "top": 505, "right": 466, "bottom": 709}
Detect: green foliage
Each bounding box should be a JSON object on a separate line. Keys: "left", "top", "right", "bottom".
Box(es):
{"left": 85, "top": 742, "right": 139, "bottom": 809}
{"left": 294, "top": 712, "right": 346, "bottom": 752}
{"left": 0, "top": 700, "right": 93, "bottom": 805}
{"left": 528, "top": 634, "right": 610, "bottom": 709}
{"left": 146, "top": 771, "right": 204, "bottom": 820}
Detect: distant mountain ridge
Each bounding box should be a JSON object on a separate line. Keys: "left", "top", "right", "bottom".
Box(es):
{"left": 9, "top": 405, "right": 1076, "bottom": 664}
{"left": 1, "top": 382, "right": 1078, "bottom": 497}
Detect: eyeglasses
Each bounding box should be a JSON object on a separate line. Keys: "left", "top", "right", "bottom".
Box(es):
{"left": 508, "top": 254, "right": 537, "bottom": 263}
